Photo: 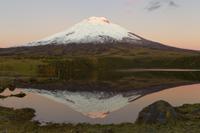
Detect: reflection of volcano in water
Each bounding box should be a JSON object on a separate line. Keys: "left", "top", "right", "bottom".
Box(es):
{"left": 24, "top": 89, "right": 141, "bottom": 118}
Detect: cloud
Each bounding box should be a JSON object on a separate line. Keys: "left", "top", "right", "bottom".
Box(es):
{"left": 146, "top": 0, "right": 178, "bottom": 11}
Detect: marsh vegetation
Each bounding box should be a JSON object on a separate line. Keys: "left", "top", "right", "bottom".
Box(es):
{"left": 0, "top": 50, "right": 200, "bottom": 132}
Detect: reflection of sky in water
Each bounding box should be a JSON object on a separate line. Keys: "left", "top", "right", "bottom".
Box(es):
{"left": 23, "top": 89, "right": 141, "bottom": 119}
{"left": 0, "top": 84, "right": 200, "bottom": 124}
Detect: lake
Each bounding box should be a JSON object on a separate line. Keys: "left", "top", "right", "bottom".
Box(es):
{"left": 0, "top": 83, "right": 200, "bottom": 124}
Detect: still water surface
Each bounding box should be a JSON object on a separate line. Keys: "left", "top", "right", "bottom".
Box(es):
{"left": 0, "top": 84, "right": 200, "bottom": 124}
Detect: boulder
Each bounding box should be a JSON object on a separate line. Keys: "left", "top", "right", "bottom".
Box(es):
{"left": 136, "top": 100, "right": 177, "bottom": 124}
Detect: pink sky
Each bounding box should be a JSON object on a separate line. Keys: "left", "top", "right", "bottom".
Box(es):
{"left": 0, "top": 0, "right": 199, "bottom": 50}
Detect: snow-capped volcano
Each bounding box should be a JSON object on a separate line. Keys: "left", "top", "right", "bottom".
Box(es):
{"left": 0, "top": 16, "right": 187, "bottom": 56}
{"left": 29, "top": 17, "right": 141, "bottom": 46}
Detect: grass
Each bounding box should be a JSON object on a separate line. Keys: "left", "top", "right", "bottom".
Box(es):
{"left": 0, "top": 47, "right": 199, "bottom": 79}
{"left": 0, "top": 47, "right": 200, "bottom": 132}
{"left": 0, "top": 54, "right": 200, "bottom": 78}
{"left": 0, "top": 102, "right": 200, "bottom": 133}
{"left": 0, "top": 57, "right": 45, "bottom": 77}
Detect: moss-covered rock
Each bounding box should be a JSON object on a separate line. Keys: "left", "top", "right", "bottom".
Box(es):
{"left": 136, "top": 100, "right": 178, "bottom": 124}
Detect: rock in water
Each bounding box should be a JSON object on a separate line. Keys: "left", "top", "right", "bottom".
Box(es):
{"left": 136, "top": 100, "right": 177, "bottom": 124}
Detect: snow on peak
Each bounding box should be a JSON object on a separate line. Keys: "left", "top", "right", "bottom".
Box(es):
{"left": 86, "top": 17, "right": 110, "bottom": 24}
{"left": 28, "top": 16, "right": 141, "bottom": 46}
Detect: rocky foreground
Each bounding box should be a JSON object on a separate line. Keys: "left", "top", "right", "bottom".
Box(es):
{"left": 0, "top": 100, "right": 200, "bottom": 133}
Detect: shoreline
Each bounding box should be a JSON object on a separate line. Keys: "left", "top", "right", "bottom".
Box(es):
{"left": 118, "top": 68, "right": 200, "bottom": 72}
{"left": 0, "top": 100, "right": 200, "bottom": 132}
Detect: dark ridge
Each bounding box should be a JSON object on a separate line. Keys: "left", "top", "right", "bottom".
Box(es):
{"left": 0, "top": 40, "right": 198, "bottom": 56}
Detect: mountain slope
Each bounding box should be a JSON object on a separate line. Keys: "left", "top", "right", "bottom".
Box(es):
{"left": 28, "top": 17, "right": 141, "bottom": 46}
{"left": 0, "top": 17, "right": 198, "bottom": 56}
